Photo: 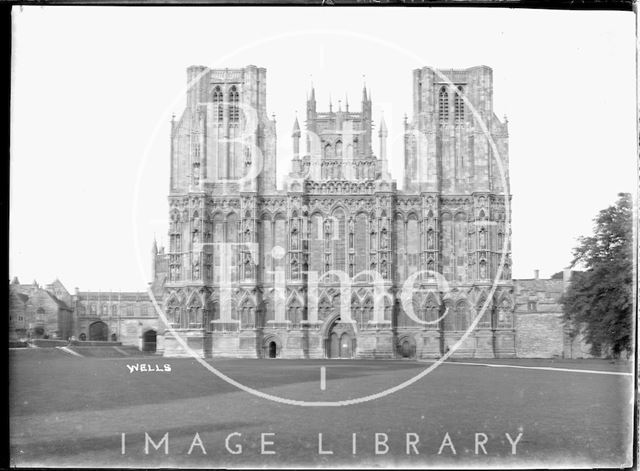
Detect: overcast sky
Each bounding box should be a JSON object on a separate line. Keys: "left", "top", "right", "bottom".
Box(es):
{"left": 10, "top": 6, "right": 637, "bottom": 291}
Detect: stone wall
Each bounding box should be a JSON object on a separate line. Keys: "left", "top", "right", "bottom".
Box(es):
{"left": 514, "top": 312, "right": 564, "bottom": 358}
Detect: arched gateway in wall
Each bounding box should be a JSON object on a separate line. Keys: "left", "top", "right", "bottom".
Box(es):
{"left": 142, "top": 330, "right": 157, "bottom": 352}
{"left": 89, "top": 321, "right": 108, "bottom": 341}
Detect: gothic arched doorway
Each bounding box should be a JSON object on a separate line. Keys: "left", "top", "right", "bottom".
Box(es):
{"left": 262, "top": 336, "right": 281, "bottom": 359}
{"left": 142, "top": 330, "right": 157, "bottom": 352}
{"left": 398, "top": 336, "right": 416, "bottom": 359}
{"left": 325, "top": 318, "right": 356, "bottom": 359}
{"left": 89, "top": 321, "right": 108, "bottom": 341}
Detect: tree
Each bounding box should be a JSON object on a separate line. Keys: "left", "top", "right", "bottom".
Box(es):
{"left": 560, "top": 193, "right": 633, "bottom": 358}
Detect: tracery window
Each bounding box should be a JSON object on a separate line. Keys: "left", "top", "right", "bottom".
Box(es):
{"left": 228, "top": 86, "right": 239, "bottom": 122}
{"left": 454, "top": 86, "right": 464, "bottom": 123}
{"left": 438, "top": 86, "right": 449, "bottom": 124}
{"left": 213, "top": 86, "right": 223, "bottom": 121}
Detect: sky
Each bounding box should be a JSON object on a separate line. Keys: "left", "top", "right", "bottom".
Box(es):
{"left": 10, "top": 6, "right": 637, "bottom": 291}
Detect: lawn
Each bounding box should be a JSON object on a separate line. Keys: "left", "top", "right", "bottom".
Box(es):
{"left": 9, "top": 349, "right": 634, "bottom": 468}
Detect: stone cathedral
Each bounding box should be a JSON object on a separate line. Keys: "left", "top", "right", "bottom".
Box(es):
{"left": 160, "top": 64, "right": 515, "bottom": 359}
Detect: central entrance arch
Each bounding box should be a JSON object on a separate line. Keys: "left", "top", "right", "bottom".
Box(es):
{"left": 325, "top": 317, "right": 356, "bottom": 359}
{"left": 89, "top": 321, "right": 108, "bottom": 341}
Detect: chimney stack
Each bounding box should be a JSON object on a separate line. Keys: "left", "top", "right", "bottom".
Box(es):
{"left": 534, "top": 269, "right": 539, "bottom": 279}
{"left": 563, "top": 269, "right": 572, "bottom": 284}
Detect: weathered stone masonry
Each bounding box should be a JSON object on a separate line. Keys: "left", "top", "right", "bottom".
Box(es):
{"left": 161, "top": 64, "right": 517, "bottom": 359}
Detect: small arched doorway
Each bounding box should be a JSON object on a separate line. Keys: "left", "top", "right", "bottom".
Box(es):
{"left": 401, "top": 339, "right": 411, "bottom": 358}
{"left": 398, "top": 336, "right": 417, "bottom": 359}
{"left": 402, "top": 340, "right": 411, "bottom": 358}
{"left": 89, "top": 321, "right": 108, "bottom": 341}
{"left": 262, "top": 336, "right": 281, "bottom": 359}
{"left": 142, "top": 330, "right": 157, "bottom": 352}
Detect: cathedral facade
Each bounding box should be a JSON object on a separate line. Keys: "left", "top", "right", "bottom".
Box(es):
{"left": 161, "top": 64, "right": 515, "bottom": 359}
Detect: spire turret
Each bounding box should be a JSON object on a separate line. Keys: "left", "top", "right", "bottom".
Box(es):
{"left": 292, "top": 114, "right": 301, "bottom": 160}
{"left": 362, "top": 75, "right": 367, "bottom": 102}
{"left": 292, "top": 115, "right": 301, "bottom": 137}
{"left": 378, "top": 114, "right": 388, "bottom": 137}
{"left": 379, "top": 113, "right": 391, "bottom": 179}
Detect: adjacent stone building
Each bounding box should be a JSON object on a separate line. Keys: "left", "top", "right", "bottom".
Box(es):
{"left": 8, "top": 273, "right": 167, "bottom": 352}
{"left": 9, "top": 278, "right": 73, "bottom": 341}
{"left": 514, "top": 270, "right": 595, "bottom": 359}
{"left": 160, "top": 64, "right": 515, "bottom": 359}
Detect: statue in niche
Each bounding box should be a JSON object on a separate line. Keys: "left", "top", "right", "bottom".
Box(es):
{"left": 479, "top": 228, "right": 486, "bottom": 249}
{"left": 427, "top": 229, "right": 434, "bottom": 249}
{"left": 291, "top": 222, "right": 298, "bottom": 249}
{"left": 192, "top": 230, "right": 199, "bottom": 244}
{"left": 370, "top": 229, "right": 376, "bottom": 250}
{"left": 479, "top": 261, "right": 487, "bottom": 279}
{"left": 193, "top": 261, "right": 200, "bottom": 280}
{"left": 380, "top": 229, "right": 388, "bottom": 249}
{"left": 324, "top": 219, "right": 332, "bottom": 240}
{"left": 381, "top": 259, "right": 388, "bottom": 278}
{"left": 244, "top": 254, "right": 253, "bottom": 278}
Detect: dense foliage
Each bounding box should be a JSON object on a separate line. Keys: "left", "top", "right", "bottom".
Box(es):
{"left": 560, "top": 193, "right": 634, "bottom": 358}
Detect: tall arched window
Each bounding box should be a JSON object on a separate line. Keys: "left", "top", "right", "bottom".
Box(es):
{"left": 324, "top": 143, "right": 332, "bottom": 159}
{"left": 454, "top": 86, "right": 464, "bottom": 123}
{"left": 213, "top": 86, "right": 223, "bottom": 121}
{"left": 438, "top": 87, "right": 449, "bottom": 124}
{"left": 455, "top": 302, "right": 468, "bottom": 331}
{"left": 36, "top": 308, "right": 45, "bottom": 323}
{"left": 228, "top": 86, "right": 239, "bottom": 122}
